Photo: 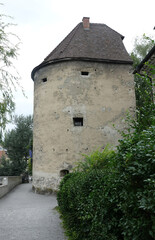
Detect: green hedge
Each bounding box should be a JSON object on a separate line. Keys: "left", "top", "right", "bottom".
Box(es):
{"left": 57, "top": 170, "right": 123, "bottom": 240}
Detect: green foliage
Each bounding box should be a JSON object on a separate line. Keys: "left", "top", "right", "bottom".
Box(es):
{"left": 27, "top": 138, "right": 33, "bottom": 175}
{"left": 58, "top": 170, "right": 123, "bottom": 240}
{"left": 133, "top": 68, "right": 155, "bottom": 132}
{"left": 113, "top": 69, "right": 155, "bottom": 239}
{"left": 0, "top": 6, "right": 21, "bottom": 132}
{"left": 0, "top": 155, "right": 12, "bottom": 176}
{"left": 116, "top": 125, "right": 155, "bottom": 239}
{"left": 1, "top": 115, "right": 33, "bottom": 176}
{"left": 57, "top": 65, "right": 155, "bottom": 239}
{"left": 131, "top": 35, "right": 155, "bottom": 114}
{"left": 75, "top": 145, "right": 116, "bottom": 172}
{"left": 131, "top": 34, "right": 155, "bottom": 68}
{"left": 27, "top": 157, "right": 32, "bottom": 175}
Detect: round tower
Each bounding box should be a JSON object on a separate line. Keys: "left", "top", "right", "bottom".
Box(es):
{"left": 31, "top": 18, "right": 135, "bottom": 193}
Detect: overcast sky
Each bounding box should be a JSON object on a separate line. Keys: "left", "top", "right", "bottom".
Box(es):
{"left": 1, "top": 0, "right": 155, "bottom": 127}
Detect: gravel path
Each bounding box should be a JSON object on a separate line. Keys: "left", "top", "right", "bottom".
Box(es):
{"left": 0, "top": 183, "right": 66, "bottom": 240}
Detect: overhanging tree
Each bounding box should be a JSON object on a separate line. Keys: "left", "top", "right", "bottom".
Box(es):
{"left": 131, "top": 35, "right": 155, "bottom": 112}
{"left": 0, "top": 6, "right": 21, "bottom": 133}
{"left": 131, "top": 34, "right": 155, "bottom": 68}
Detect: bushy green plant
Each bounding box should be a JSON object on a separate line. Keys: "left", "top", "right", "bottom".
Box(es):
{"left": 0, "top": 155, "right": 12, "bottom": 176}
{"left": 58, "top": 169, "right": 123, "bottom": 240}
{"left": 75, "top": 145, "right": 116, "bottom": 172}
{"left": 27, "top": 157, "right": 32, "bottom": 175}
{"left": 111, "top": 69, "right": 155, "bottom": 239}
{"left": 115, "top": 125, "right": 155, "bottom": 239}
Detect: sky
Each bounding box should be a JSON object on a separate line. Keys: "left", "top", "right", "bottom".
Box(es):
{"left": 1, "top": 0, "right": 155, "bottom": 128}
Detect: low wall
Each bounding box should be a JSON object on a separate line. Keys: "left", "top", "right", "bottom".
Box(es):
{"left": 0, "top": 176, "right": 22, "bottom": 199}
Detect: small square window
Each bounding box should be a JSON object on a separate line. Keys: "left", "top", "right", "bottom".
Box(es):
{"left": 42, "top": 78, "right": 47, "bottom": 83}
{"left": 73, "top": 117, "right": 83, "bottom": 126}
{"left": 81, "top": 71, "right": 89, "bottom": 76}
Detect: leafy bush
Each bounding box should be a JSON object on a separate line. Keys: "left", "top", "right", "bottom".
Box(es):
{"left": 115, "top": 125, "right": 155, "bottom": 239}
{"left": 75, "top": 145, "right": 116, "bottom": 172}
{"left": 57, "top": 169, "right": 123, "bottom": 240}
{"left": 0, "top": 156, "right": 12, "bottom": 176}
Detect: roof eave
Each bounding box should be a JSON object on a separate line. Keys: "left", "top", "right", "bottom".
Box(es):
{"left": 31, "top": 57, "right": 133, "bottom": 80}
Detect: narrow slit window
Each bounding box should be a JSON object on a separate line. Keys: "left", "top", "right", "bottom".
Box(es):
{"left": 81, "top": 71, "right": 89, "bottom": 76}
{"left": 73, "top": 117, "right": 83, "bottom": 126}
{"left": 42, "top": 78, "right": 47, "bottom": 83}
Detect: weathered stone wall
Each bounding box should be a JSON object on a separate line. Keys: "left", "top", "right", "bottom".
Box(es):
{"left": 33, "top": 60, "right": 136, "bottom": 192}
{"left": 0, "top": 176, "right": 22, "bottom": 198}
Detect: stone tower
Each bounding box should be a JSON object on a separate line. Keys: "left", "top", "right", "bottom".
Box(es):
{"left": 31, "top": 18, "right": 135, "bottom": 193}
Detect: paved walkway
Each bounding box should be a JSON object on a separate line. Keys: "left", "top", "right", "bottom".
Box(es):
{"left": 0, "top": 183, "right": 66, "bottom": 240}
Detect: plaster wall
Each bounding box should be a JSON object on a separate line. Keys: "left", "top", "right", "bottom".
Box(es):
{"left": 33, "top": 60, "right": 135, "bottom": 192}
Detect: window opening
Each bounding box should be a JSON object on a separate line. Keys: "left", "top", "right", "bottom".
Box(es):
{"left": 42, "top": 78, "right": 47, "bottom": 83}
{"left": 60, "top": 169, "right": 69, "bottom": 177}
{"left": 73, "top": 117, "right": 83, "bottom": 126}
{"left": 81, "top": 71, "right": 89, "bottom": 76}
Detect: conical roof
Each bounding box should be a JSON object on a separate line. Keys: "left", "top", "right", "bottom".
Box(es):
{"left": 32, "top": 19, "right": 132, "bottom": 79}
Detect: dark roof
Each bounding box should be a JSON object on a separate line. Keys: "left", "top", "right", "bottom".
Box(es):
{"left": 32, "top": 21, "right": 132, "bottom": 80}
{"left": 134, "top": 45, "right": 155, "bottom": 74}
